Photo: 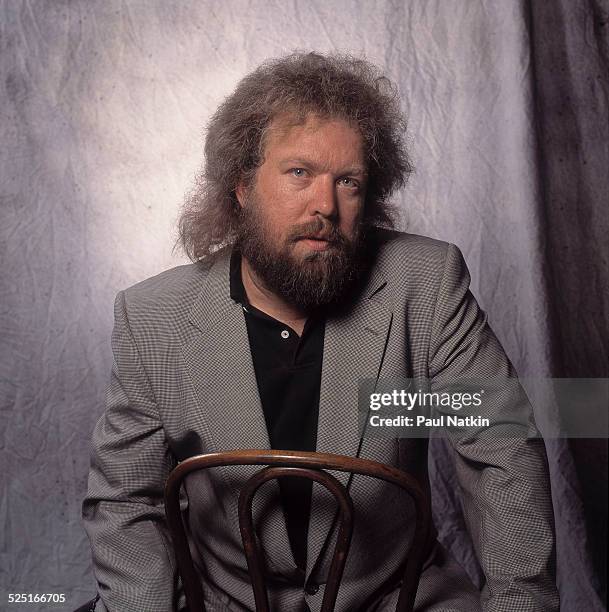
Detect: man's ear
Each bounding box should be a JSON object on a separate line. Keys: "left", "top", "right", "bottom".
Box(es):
{"left": 235, "top": 181, "right": 247, "bottom": 208}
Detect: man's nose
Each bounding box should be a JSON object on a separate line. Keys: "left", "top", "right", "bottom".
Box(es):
{"left": 308, "top": 175, "right": 338, "bottom": 218}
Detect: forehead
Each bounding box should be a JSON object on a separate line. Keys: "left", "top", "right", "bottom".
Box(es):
{"left": 262, "top": 113, "right": 366, "bottom": 167}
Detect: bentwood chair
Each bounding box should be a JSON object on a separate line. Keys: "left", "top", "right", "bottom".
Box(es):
{"left": 164, "top": 449, "right": 431, "bottom": 612}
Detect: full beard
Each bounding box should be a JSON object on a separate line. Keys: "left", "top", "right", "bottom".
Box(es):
{"left": 235, "top": 199, "right": 368, "bottom": 312}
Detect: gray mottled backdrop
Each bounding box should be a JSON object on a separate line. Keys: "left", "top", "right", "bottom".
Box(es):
{"left": 1, "top": 1, "right": 607, "bottom": 610}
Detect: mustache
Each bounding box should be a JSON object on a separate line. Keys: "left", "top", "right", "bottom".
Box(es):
{"left": 287, "top": 219, "right": 347, "bottom": 244}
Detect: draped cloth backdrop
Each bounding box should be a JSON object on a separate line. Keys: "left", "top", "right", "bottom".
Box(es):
{"left": 1, "top": 1, "right": 607, "bottom": 610}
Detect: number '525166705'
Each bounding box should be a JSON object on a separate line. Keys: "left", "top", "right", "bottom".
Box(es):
{"left": 8, "top": 593, "right": 66, "bottom": 604}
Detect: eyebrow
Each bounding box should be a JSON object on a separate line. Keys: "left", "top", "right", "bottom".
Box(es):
{"left": 280, "top": 158, "right": 367, "bottom": 177}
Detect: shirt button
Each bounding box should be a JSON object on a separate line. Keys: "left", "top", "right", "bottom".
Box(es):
{"left": 305, "top": 582, "right": 319, "bottom": 595}
{"left": 281, "top": 329, "right": 290, "bottom": 339}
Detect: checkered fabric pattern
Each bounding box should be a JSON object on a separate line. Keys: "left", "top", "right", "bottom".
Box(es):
{"left": 82, "top": 230, "right": 558, "bottom": 611}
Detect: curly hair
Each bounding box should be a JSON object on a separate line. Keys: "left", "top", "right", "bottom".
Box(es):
{"left": 177, "top": 51, "right": 412, "bottom": 261}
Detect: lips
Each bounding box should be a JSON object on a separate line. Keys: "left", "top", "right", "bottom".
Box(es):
{"left": 299, "top": 233, "right": 332, "bottom": 242}
{"left": 299, "top": 237, "right": 333, "bottom": 251}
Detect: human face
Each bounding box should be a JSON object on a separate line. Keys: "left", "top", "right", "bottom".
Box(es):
{"left": 239, "top": 114, "right": 367, "bottom": 257}
{"left": 235, "top": 114, "right": 368, "bottom": 310}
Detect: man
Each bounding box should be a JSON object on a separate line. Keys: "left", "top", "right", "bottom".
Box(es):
{"left": 83, "top": 52, "right": 558, "bottom": 611}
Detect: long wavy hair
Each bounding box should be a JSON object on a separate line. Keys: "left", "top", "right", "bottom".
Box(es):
{"left": 177, "top": 52, "right": 412, "bottom": 261}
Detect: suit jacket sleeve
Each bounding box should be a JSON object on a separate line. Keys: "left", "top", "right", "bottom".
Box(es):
{"left": 82, "top": 291, "right": 182, "bottom": 612}
{"left": 428, "top": 244, "right": 559, "bottom": 612}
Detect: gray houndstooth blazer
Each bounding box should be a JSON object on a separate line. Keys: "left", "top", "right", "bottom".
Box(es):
{"left": 82, "top": 230, "right": 558, "bottom": 612}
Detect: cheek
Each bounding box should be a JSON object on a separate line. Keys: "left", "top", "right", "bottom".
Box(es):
{"left": 262, "top": 182, "right": 309, "bottom": 217}
{"left": 339, "top": 201, "right": 365, "bottom": 233}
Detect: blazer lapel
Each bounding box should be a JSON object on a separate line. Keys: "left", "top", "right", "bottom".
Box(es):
{"left": 183, "top": 249, "right": 270, "bottom": 453}
{"left": 181, "top": 249, "right": 295, "bottom": 573}
{"left": 308, "top": 267, "right": 393, "bottom": 577}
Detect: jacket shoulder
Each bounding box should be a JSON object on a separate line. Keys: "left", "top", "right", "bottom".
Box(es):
{"left": 371, "top": 229, "right": 451, "bottom": 275}
{"left": 124, "top": 260, "right": 210, "bottom": 297}
{"left": 118, "top": 255, "right": 217, "bottom": 324}
{"left": 366, "top": 229, "right": 472, "bottom": 312}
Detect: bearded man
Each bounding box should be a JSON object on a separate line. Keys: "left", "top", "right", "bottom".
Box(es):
{"left": 82, "top": 53, "right": 558, "bottom": 612}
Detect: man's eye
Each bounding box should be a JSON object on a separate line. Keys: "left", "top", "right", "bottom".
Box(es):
{"left": 339, "top": 177, "right": 359, "bottom": 188}
{"left": 291, "top": 168, "right": 306, "bottom": 177}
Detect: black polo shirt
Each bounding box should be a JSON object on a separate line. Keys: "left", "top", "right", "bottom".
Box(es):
{"left": 229, "top": 250, "right": 325, "bottom": 571}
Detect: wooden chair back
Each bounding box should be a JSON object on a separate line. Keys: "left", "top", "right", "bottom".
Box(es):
{"left": 164, "top": 449, "right": 430, "bottom": 612}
